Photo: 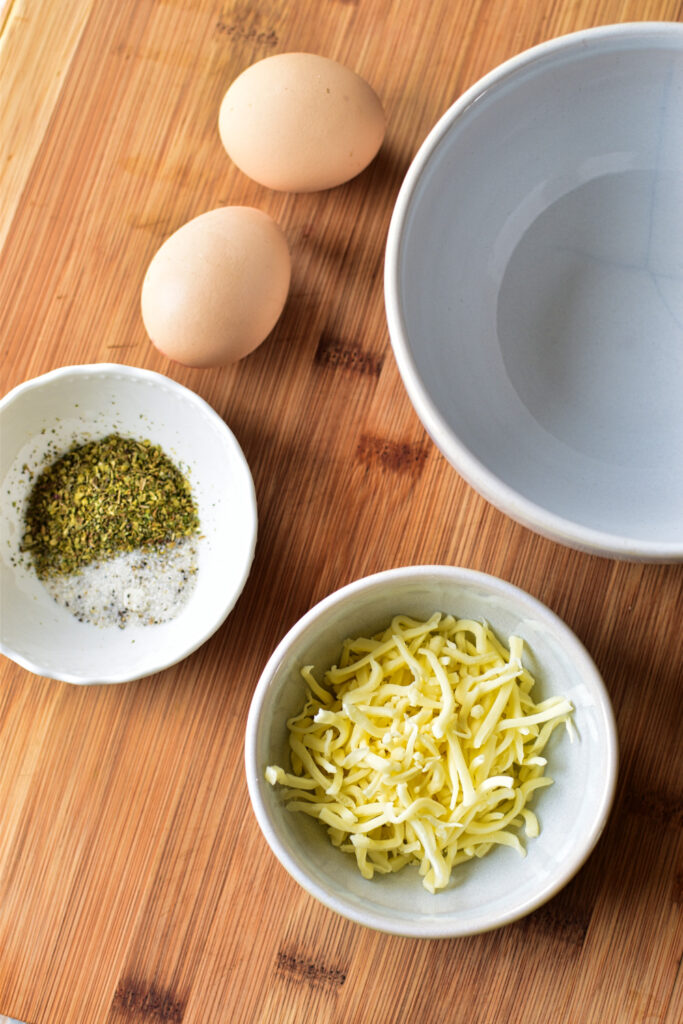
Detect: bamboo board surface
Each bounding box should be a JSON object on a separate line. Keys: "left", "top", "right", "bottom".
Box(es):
{"left": 1, "top": 1, "right": 682, "bottom": 1021}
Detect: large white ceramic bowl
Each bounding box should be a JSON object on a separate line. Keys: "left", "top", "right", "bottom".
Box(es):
{"left": 245, "top": 566, "right": 617, "bottom": 938}
{"left": 385, "top": 24, "right": 683, "bottom": 561}
{"left": 0, "top": 364, "right": 257, "bottom": 683}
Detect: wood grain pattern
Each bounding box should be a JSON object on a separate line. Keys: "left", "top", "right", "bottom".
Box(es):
{"left": 1, "top": 1, "right": 682, "bottom": 1022}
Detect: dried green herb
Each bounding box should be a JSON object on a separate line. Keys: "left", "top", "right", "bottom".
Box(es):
{"left": 21, "top": 434, "right": 199, "bottom": 578}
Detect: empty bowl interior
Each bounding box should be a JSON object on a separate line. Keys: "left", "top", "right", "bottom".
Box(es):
{"left": 393, "top": 27, "right": 683, "bottom": 551}
{"left": 247, "top": 569, "right": 616, "bottom": 937}
{"left": 0, "top": 366, "right": 256, "bottom": 683}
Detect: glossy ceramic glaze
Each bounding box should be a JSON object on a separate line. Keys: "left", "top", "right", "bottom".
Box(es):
{"left": 245, "top": 566, "right": 618, "bottom": 938}
{"left": 0, "top": 364, "right": 257, "bottom": 683}
{"left": 385, "top": 24, "right": 683, "bottom": 560}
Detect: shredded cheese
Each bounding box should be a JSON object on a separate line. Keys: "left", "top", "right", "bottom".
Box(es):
{"left": 266, "top": 613, "right": 573, "bottom": 893}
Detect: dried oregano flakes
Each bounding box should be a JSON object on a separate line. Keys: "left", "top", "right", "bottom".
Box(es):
{"left": 20, "top": 434, "right": 199, "bottom": 579}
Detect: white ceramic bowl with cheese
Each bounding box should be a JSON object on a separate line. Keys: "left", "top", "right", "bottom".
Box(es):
{"left": 245, "top": 566, "right": 617, "bottom": 938}
{"left": 385, "top": 24, "right": 683, "bottom": 561}
{"left": 0, "top": 364, "right": 257, "bottom": 684}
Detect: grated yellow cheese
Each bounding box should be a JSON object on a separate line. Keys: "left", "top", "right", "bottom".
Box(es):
{"left": 266, "top": 613, "right": 573, "bottom": 893}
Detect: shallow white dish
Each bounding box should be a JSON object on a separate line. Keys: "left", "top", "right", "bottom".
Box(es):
{"left": 245, "top": 566, "right": 617, "bottom": 938}
{"left": 0, "top": 364, "right": 257, "bottom": 684}
{"left": 385, "top": 24, "right": 683, "bottom": 561}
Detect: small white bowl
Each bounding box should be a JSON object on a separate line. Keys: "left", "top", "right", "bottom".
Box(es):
{"left": 0, "top": 364, "right": 257, "bottom": 684}
{"left": 385, "top": 24, "right": 683, "bottom": 561}
{"left": 245, "top": 566, "right": 617, "bottom": 938}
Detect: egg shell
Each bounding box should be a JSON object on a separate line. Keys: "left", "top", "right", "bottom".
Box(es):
{"left": 141, "top": 206, "right": 291, "bottom": 367}
{"left": 218, "top": 52, "right": 386, "bottom": 192}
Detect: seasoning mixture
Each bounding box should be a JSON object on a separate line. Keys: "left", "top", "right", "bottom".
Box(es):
{"left": 20, "top": 433, "right": 200, "bottom": 627}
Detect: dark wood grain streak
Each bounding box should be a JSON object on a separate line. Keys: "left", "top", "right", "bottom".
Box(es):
{"left": 356, "top": 434, "right": 429, "bottom": 474}
{"left": 314, "top": 332, "right": 384, "bottom": 376}
{"left": 111, "top": 981, "right": 184, "bottom": 1023}
{"left": 213, "top": 20, "right": 279, "bottom": 48}
{"left": 275, "top": 948, "right": 347, "bottom": 987}
{"left": 672, "top": 870, "right": 683, "bottom": 905}
{"left": 521, "top": 896, "right": 592, "bottom": 947}
{"left": 628, "top": 788, "right": 683, "bottom": 830}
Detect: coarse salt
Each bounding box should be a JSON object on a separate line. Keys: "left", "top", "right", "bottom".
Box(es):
{"left": 42, "top": 536, "right": 198, "bottom": 628}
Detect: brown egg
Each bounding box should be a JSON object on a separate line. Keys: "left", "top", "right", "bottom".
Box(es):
{"left": 141, "top": 206, "right": 291, "bottom": 367}
{"left": 218, "top": 52, "right": 386, "bottom": 192}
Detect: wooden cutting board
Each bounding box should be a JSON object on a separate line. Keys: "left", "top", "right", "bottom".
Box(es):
{"left": 1, "top": 1, "right": 681, "bottom": 1022}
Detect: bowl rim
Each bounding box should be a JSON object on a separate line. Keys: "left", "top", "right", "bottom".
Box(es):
{"left": 0, "top": 362, "right": 258, "bottom": 684}
{"left": 245, "top": 564, "right": 619, "bottom": 938}
{"left": 384, "top": 22, "right": 683, "bottom": 563}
